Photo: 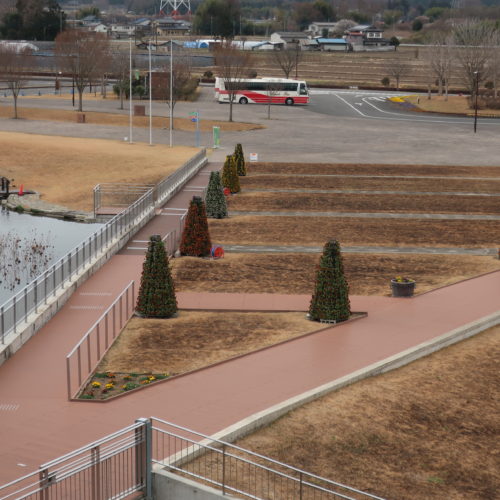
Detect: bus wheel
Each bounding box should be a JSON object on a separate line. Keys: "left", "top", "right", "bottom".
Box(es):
{"left": 239, "top": 97, "right": 249, "bottom": 104}
{"left": 285, "top": 98, "right": 294, "bottom": 106}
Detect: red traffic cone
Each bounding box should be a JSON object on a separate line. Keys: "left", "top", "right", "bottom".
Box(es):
{"left": 19, "top": 184, "right": 24, "bottom": 196}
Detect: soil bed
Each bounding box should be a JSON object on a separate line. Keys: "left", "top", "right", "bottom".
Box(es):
{"left": 172, "top": 253, "right": 500, "bottom": 296}
{"left": 240, "top": 174, "right": 500, "bottom": 194}
{"left": 248, "top": 162, "right": 500, "bottom": 178}
{"left": 227, "top": 191, "right": 500, "bottom": 215}
{"left": 231, "top": 327, "right": 500, "bottom": 500}
{"left": 83, "top": 311, "right": 327, "bottom": 399}
{"left": 209, "top": 216, "right": 500, "bottom": 248}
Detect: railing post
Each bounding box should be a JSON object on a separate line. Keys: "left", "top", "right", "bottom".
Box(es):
{"left": 299, "top": 471, "right": 303, "bottom": 500}
{"left": 66, "top": 356, "right": 72, "bottom": 400}
{"left": 135, "top": 418, "right": 152, "bottom": 500}
{"left": 91, "top": 445, "right": 102, "bottom": 500}
{"left": 38, "top": 467, "right": 50, "bottom": 500}
{"left": 222, "top": 444, "right": 226, "bottom": 495}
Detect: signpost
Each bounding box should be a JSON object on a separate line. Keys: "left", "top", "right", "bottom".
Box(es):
{"left": 189, "top": 111, "right": 200, "bottom": 147}
{"left": 213, "top": 126, "right": 220, "bottom": 149}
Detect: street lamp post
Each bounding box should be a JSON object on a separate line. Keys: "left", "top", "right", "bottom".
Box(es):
{"left": 474, "top": 71, "right": 479, "bottom": 134}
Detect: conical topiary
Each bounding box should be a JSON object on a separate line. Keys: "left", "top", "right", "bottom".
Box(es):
{"left": 309, "top": 239, "right": 351, "bottom": 323}
{"left": 136, "top": 234, "right": 177, "bottom": 318}
{"left": 234, "top": 143, "right": 246, "bottom": 176}
{"left": 205, "top": 171, "right": 228, "bottom": 219}
{"left": 221, "top": 155, "right": 240, "bottom": 193}
{"left": 180, "top": 196, "right": 212, "bottom": 256}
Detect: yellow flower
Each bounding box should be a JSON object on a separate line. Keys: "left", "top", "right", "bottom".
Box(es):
{"left": 91, "top": 381, "right": 101, "bottom": 388}
{"left": 105, "top": 383, "right": 114, "bottom": 390}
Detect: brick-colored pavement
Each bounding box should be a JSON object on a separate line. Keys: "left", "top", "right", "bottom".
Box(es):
{"left": 0, "top": 162, "right": 499, "bottom": 486}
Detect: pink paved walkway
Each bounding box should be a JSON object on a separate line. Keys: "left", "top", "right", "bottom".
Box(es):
{"left": 0, "top": 164, "right": 499, "bottom": 486}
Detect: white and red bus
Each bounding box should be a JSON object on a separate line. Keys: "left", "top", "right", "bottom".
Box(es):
{"left": 215, "top": 77, "right": 309, "bottom": 105}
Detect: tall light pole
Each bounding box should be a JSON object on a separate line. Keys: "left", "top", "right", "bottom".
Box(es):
{"left": 473, "top": 71, "right": 479, "bottom": 134}
{"left": 129, "top": 36, "right": 133, "bottom": 144}
{"left": 148, "top": 40, "right": 153, "bottom": 146}
{"left": 169, "top": 38, "right": 173, "bottom": 148}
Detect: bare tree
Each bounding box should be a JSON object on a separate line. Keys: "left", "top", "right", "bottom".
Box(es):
{"left": 452, "top": 19, "right": 496, "bottom": 96}
{"left": 215, "top": 41, "right": 252, "bottom": 122}
{"left": 487, "top": 31, "right": 500, "bottom": 99}
{"left": 427, "top": 34, "right": 453, "bottom": 99}
{"left": 111, "top": 49, "right": 130, "bottom": 110}
{"left": 384, "top": 56, "right": 411, "bottom": 91}
{"left": 55, "top": 30, "right": 110, "bottom": 112}
{"left": 0, "top": 45, "right": 32, "bottom": 119}
{"left": 266, "top": 80, "right": 281, "bottom": 120}
{"left": 272, "top": 45, "right": 302, "bottom": 79}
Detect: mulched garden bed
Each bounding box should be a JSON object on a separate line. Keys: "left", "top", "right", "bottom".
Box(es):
{"left": 240, "top": 174, "right": 500, "bottom": 194}
{"left": 247, "top": 162, "right": 500, "bottom": 178}
{"left": 227, "top": 191, "right": 500, "bottom": 215}
{"left": 208, "top": 215, "right": 500, "bottom": 248}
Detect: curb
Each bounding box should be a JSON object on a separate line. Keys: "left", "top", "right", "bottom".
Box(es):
{"left": 207, "top": 310, "right": 500, "bottom": 446}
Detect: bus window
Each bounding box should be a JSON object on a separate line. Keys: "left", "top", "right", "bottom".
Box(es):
{"left": 300, "top": 83, "right": 308, "bottom": 95}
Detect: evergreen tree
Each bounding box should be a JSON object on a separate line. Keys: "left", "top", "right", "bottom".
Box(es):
{"left": 136, "top": 235, "right": 177, "bottom": 318}
{"left": 180, "top": 196, "right": 212, "bottom": 256}
{"left": 205, "top": 171, "right": 228, "bottom": 219}
{"left": 309, "top": 240, "right": 351, "bottom": 323}
{"left": 234, "top": 143, "right": 246, "bottom": 176}
{"left": 221, "top": 155, "right": 241, "bottom": 193}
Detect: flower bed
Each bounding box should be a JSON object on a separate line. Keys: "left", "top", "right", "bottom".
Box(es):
{"left": 79, "top": 371, "right": 171, "bottom": 400}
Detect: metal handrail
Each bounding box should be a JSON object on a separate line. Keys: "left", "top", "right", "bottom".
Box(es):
{"left": 151, "top": 417, "right": 386, "bottom": 500}
{"left": 0, "top": 149, "right": 207, "bottom": 345}
{"left": 65, "top": 280, "right": 136, "bottom": 399}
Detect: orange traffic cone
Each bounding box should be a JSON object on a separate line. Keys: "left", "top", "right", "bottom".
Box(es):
{"left": 19, "top": 184, "right": 24, "bottom": 196}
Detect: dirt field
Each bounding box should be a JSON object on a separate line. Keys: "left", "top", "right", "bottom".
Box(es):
{"left": 247, "top": 162, "right": 500, "bottom": 178}
{"left": 227, "top": 191, "right": 500, "bottom": 215}
{"left": 172, "top": 253, "right": 500, "bottom": 296}
{"left": 0, "top": 103, "right": 263, "bottom": 133}
{"left": 208, "top": 216, "right": 500, "bottom": 248}
{"left": 98, "top": 311, "right": 325, "bottom": 374}
{"left": 233, "top": 326, "right": 500, "bottom": 500}
{"left": 241, "top": 174, "right": 500, "bottom": 194}
{"left": 0, "top": 132, "right": 197, "bottom": 210}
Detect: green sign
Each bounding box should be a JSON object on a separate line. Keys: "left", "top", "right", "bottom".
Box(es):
{"left": 213, "top": 126, "right": 220, "bottom": 148}
{"left": 134, "top": 69, "right": 140, "bottom": 80}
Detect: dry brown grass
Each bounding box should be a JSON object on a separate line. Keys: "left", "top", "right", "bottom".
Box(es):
{"left": 208, "top": 215, "right": 500, "bottom": 248}
{"left": 98, "top": 311, "right": 324, "bottom": 374}
{"left": 0, "top": 103, "right": 263, "bottom": 132}
{"left": 172, "top": 253, "right": 500, "bottom": 296}
{"left": 0, "top": 132, "right": 197, "bottom": 211}
{"left": 234, "top": 326, "right": 500, "bottom": 500}
{"left": 241, "top": 174, "right": 500, "bottom": 194}
{"left": 227, "top": 191, "right": 500, "bottom": 215}
{"left": 248, "top": 162, "right": 500, "bottom": 177}
{"left": 406, "top": 94, "right": 500, "bottom": 117}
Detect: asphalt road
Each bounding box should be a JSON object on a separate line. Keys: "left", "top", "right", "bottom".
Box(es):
{"left": 1, "top": 86, "right": 500, "bottom": 166}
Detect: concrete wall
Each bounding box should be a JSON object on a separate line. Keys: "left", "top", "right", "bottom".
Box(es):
{"left": 153, "top": 469, "right": 234, "bottom": 500}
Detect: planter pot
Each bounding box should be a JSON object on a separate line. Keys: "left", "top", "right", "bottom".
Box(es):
{"left": 391, "top": 280, "right": 416, "bottom": 297}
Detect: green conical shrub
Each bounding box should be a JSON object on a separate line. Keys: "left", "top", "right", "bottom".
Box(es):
{"left": 136, "top": 234, "right": 177, "bottom": 318}
{"left": 205, "top": 171, "right": 228, "bottom": 219}
{"left": 221, "top": 155, "right": 240, "bottom": 193}
{"left": 234, "top": 143, "right": 246, "bottom": 176}
{"left": 180, "top": 196, "right": 212, "bottom": 256}
{"left": 309, "top": 240, "right": 351, "bottom": 323}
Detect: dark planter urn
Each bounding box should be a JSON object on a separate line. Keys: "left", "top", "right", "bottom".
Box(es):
{"left": 391, "top": 279, "right": 416, "bottom": 297}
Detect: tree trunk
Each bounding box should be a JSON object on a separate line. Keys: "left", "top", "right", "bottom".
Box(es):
{"left": 427, "top": 84, "right": 432, "bottom": 100}
{"left": 78, "top": 89, "right": 83, "bottom": 112}
{"left": 267, "top": 97, "right": 271, "bottom": 120}
{"left": 119, "top": 87, "right": 124, "bottom": 110}
{"left": 396, "top": 76, "right": 400, "bottom": 91}
{"left": 445, "top": 79, "right": 449, "bottom": 101}
{"left": 438, "top": 78, "right": 443, "bottom": 96}
{"left": 229, "top": 97, "right": 233, "bottom": 122}
{"left": 13, "top": 94, "right": 18, "bottom": 119}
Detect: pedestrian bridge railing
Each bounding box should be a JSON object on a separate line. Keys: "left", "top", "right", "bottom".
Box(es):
{"left": 0, "top": 418, "right": 387, "bottom": 500}
{"left": 65, "top": 280, "right": 136, "bottom": 400}
{"left": 0, "top": 149, "right": 207, "bottom": 346}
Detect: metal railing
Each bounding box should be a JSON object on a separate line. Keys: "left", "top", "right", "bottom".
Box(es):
{"left": 151, "top": 417, "right": 387, "bottom": 500}
{"left": 65, "top": 281, "right": 136, "bottom": 400}
{"left": 94, "top": 183, "right": 155, "bottom": 215}
{"left": 0, "top": 190, "right": 154, "bottom": 345}
{"left": 0, "top": 420, "right": 151, "bottom": 500}
{"left": 0, "top": 149, "right": 207, "bottom": 346}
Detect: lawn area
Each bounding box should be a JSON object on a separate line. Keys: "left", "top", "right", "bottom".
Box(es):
{"left": 0, "top": 101, "right": 263, "bottom": 133}
{"left": 0, "top": 132, "right": 197, "bottom": 211}
{"left": 232, "top": 326, "right": 500, "bottom": 500}
{"left": 405, "top": 94, "right": 500, "bottom": 116}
